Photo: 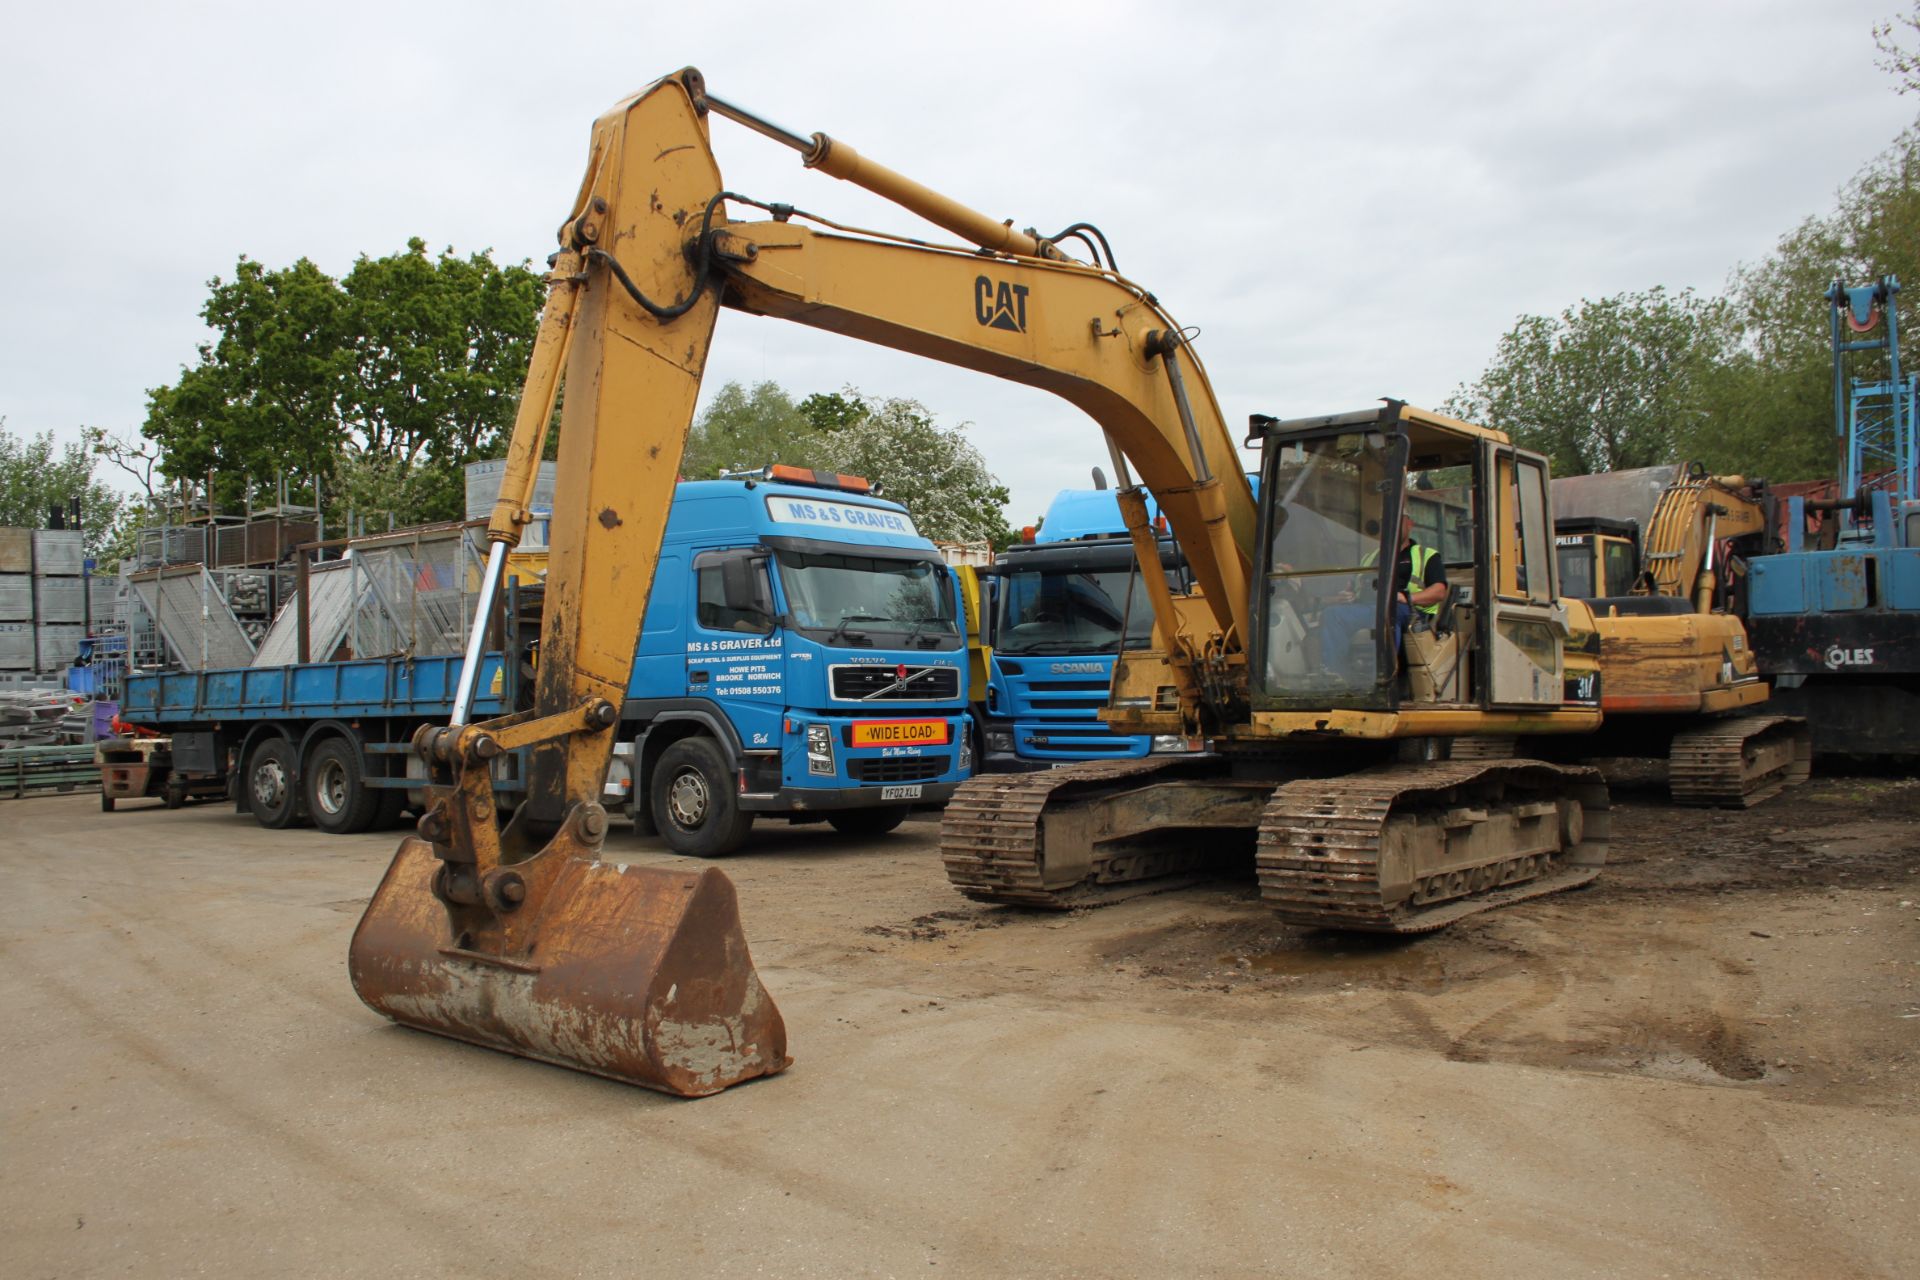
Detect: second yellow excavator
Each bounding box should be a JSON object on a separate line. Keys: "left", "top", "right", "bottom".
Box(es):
{"left": 1540, "top": 464, "right": 1811, "bottom": 806}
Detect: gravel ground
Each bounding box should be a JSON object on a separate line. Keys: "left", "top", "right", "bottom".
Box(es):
{"left": 3, "top": 773, "right": 1917, "bottom": 1278}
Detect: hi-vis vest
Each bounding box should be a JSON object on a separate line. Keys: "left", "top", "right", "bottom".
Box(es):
{"left": 1363, "top": 543, "right": 1442, "bottom": 615}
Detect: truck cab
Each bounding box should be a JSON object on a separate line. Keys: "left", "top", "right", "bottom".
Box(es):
{"left": 976, "top": 488, "right": 1196, "bottom": 769}
{"left": 626, "top": 467, "right": 974, "bottom": 852}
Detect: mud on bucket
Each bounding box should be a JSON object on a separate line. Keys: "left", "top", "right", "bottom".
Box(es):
{"left": 349, "top": 837, "right": 790, "bottom": 1097}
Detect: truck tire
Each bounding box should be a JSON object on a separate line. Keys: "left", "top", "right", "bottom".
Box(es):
{"left": 651, "top": 737, "right": 752, "bottom": 857}
{"left": 306, "top": 736, "right": 382, "bottom": 835}
{"left": 245, "top": 737, "right": 308, "bottom": 829}
{"left": 828, "top": 805, "right": 910, "bottom": 837}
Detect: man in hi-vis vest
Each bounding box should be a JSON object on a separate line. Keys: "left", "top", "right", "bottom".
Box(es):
{"left": 1380, "top": 509, "right": 1449, "bottom": 645}
{"left": 1323, "top": 509, "right": 1448, "bottom": 677}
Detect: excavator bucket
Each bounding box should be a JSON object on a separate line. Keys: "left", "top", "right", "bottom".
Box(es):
{"left": 349, "top": 836, "right": 789, "bottom": 1097}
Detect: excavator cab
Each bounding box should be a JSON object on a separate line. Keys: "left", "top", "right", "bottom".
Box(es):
{"left": 1249, "top": 401, "right": 1578, "bottom": 714}
{"left": 1553, "top": 518, "right": 1641, "bottom": 601}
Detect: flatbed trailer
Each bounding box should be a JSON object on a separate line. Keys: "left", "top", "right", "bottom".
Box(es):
{"left": 118, "top": 649, "right": 520, "bottom": 831}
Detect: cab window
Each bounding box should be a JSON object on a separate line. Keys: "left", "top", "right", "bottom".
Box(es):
{"left": 695, "top": 549, "right": 775, "bottom": 635}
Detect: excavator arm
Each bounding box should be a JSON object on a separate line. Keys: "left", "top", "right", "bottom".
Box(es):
{"left": 349, "top": 68, "right": 1266, "bottom": 1094}
{"left": 684, "top": 74, "right": 1262, "bottom": 717}
{"left": 1640, "top": 470, "right": 1774, "bottom": 610}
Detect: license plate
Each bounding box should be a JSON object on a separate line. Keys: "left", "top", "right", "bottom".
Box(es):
{"left": 880, "top": 784, "right": 923, "bottom": 800}
{"left": 850, "top": 719, "right": 950, "bottom": 747}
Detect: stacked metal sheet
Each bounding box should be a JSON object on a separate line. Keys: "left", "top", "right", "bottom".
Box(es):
{"left": 0, "top": 743, "right": 99, "bottom": 799}
{"left": 0, "top": 529, "right": 29, "bottom": 672}
{"left": 0, "top": 528, "right": 99, "bottom": 674}
{"left": 32, "top": 529, "right": 85, "bottom": 673}
{"left": 0, "top": 689, "right": 83, "bottom": 746}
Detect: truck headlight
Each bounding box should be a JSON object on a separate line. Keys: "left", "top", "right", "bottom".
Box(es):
{"left": 1149, "top": 734, "right": 1201, "bottom": 754}
{"left": 986, "top": 729, "right": 1013, "bottom": 754}
{"left": 805, "top": 723, "right": 835, "bottom": 776}
{"left": 958, "top": 726, "right": 974, "bottom": 774}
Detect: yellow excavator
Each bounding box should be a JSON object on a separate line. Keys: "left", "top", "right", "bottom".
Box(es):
{"left": 349, "top": 69, "right": 1617, "bottom": 1095}
{"left": 1542, "top": 465, "right": 1810, "bottom": 805}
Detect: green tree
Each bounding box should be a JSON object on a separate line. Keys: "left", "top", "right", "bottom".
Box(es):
{"left": 680, "top": 380, "right": 823, "bottom": 477}
{"left": 0, "top": 421, "right": 126, "bottom": 561}
{"left": 1446, "top": 288, "right": 1735, "bottom": 478}
{"left": 810, "top": 393, "right": 1012, "bottom": 544}
{"left": 797, "top": 389, "right": 866, "bottom": 434}
{"left": 144, "top": 255, "right": 349, "bottom": 507}
{"left": 142, "top": 240, "right": 543, "bottom": 526}
{"left": 1696, "top": 122, "right": 1920, "bottom": 481}
{"left": 1875, "top": 3, "right": 1920, "bottom": 94}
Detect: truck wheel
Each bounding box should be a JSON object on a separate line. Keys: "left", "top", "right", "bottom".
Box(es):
{"left": 651, "top": 738, "right": 752, "bottom": 857}
{"left": 306, "top": 736, "right": 382, "bottom": 835}
{"left": 828, "top": 805, "right": 910, "bottom": 838}
{"left": 245, "top": 738, "right": 308, "bottom": 829}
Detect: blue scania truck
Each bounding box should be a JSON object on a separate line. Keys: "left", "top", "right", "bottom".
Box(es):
{"left": 975, "top": 487, "right": 1198, "bottom": 769}
{"left": 119, "top": 467, "right": 973, "bottom": 854}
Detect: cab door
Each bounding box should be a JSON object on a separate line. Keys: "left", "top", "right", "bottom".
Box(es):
{"left": 1479, "top": 443, "right": 1569, "bottom": 706}
{"left": 686, "top": 548, "right": 786, "bottom": 751}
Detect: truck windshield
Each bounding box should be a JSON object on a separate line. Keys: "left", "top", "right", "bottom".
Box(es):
{"left": 773, "top": 550, "right": 959, "bottom": 647}
{"left": 996, "top": 567, "right": 1157, "bottom": 656}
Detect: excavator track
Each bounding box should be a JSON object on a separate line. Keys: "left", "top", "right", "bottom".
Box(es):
{"left": 1256, "top": 759, "right": 1609, "bottom": 934}
{"left": 940, "top": 756, "right": 1254, "bottom": 909}
{"left": 1667, "top": 715, "right": 1811, "bottom": 808}
{"left": 1445, "top": 736, "right": 1518, "bottom": 761}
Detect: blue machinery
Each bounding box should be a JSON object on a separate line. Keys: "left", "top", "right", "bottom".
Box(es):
{"left": 1742, "top": 277, "right": 1920, "bottom": 755}
{"left": 1827, "top": 277, "right": 1917, "bottom": 519}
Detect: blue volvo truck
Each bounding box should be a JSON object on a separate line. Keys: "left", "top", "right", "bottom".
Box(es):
{"left": 976, "top": 487, "right": 1198, "bottom": 769}
{"left": 119, "top": 468, "right": 973, "bottom": 852}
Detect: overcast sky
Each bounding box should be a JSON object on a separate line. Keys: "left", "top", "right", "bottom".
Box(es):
{"left": 2, "top": 1, "right": 1913, "bottom": 523}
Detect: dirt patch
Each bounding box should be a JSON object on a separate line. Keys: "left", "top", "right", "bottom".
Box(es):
{"left": 1592, "top": 775, "right": 1920, "bottom": 897}
{"left": 1579, "top": 1009, "right": 1772, "bottom": 1082}
{"left": 1041, "top": 777, "right": 1920, "bottom": 1106}
{"left": 1096, "top": 907, "right": 1520, "bottom": 994}
{"left": 865, "top": 908, "right": 1009, "bottom": 941}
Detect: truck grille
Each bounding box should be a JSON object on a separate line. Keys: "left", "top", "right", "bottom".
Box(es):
{"left": 831, "top": 665, "right": 960, "bottom": 701}
{"left": 848, "top": 755, "right": 950, "bottom": 783}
